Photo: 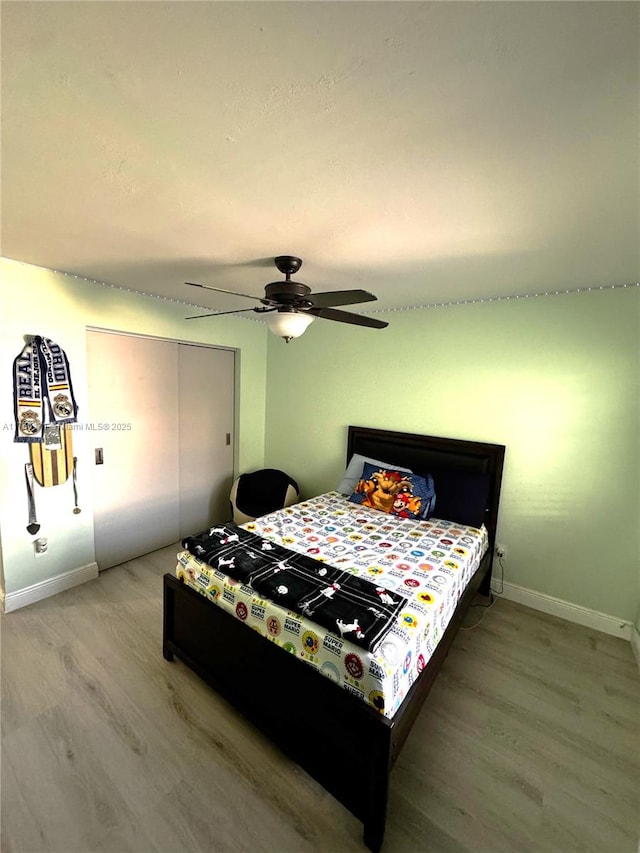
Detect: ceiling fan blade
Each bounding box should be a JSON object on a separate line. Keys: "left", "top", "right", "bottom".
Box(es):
{"left": 308, "top": 307, "right": 388, "bottom": 329}
{"left": 308, "top": 289, "right": 377, "bottom": 309}
{"left": 185, "top": 307, "right": 259, "bottom": 320}
{"left": 185, "top": 282, "right": 264, "bottom": 303}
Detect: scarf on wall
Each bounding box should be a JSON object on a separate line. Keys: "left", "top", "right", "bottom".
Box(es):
{"left": 13, "top": 336, "right": 79, "bottom": 443}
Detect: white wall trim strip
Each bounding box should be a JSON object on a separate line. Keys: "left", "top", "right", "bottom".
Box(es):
{"left": 1, "top": 563, "right": 99, "bottom": 613}
{"left": 493, "top": 579, "right": 633, "bottom": 640}
{"left": 631, "top": 627, "right": 640, "bottom": 674}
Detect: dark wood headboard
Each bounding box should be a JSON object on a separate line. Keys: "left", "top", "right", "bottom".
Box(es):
{"left": 347, "top": 425, "right": 505, "bottom": 555}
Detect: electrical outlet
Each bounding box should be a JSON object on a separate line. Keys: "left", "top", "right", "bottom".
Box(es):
{"left": 495, "top": 544, "right": 506, "bottom": 559}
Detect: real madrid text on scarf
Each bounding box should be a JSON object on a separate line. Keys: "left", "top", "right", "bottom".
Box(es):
{"left": 13, "top": 336, "right": 78, "bottom": 442}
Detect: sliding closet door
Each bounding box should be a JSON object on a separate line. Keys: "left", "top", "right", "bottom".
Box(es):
{"left": 178, "top": 344, "right": 234, "bottom": 537}
{"left": 88, "top": 332, "right": 235, "bottom": 570}
{"left": 87, "top": 331, "right": 180, "bottom": 569}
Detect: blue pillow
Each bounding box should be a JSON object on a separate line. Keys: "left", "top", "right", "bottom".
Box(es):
{"left": 349, "top": 462, "right": 436, "bottom": 520}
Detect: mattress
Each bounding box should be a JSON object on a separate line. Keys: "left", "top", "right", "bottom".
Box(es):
{"left": 176, "top": 491, "right": 488, "bottom": 719}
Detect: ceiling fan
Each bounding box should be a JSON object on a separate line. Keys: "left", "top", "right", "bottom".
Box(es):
{"left": 185, "top": 255, "right": 388, "bottom": 342}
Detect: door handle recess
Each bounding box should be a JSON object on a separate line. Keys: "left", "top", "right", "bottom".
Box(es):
{"left": 95, "top": 448, "right": 104, "bottom": 465}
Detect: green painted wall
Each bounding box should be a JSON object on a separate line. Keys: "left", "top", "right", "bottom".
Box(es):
{"left": 2, "top": 257, "right": 637, "bottom": 625}
{"left": 0, "top": 258, "right": 268, "bottom": 596}
{"left": 264, "top": 287, "right": 639, "bottom": 623}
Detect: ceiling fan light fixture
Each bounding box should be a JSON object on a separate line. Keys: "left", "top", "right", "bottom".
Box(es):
{"left": 263, "top": 309, "right": 314, "bottom": 343}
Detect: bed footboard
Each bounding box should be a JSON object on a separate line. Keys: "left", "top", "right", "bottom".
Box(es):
{"left": 163, "top": 572, "right": 394, "bottom": 849}
{"left": 163, "top": 550, "right": 490, "bottom": 851}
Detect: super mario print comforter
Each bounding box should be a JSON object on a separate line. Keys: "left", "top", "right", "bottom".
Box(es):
{"left": 175, "top": 491, "right": 487, "bottom": 719}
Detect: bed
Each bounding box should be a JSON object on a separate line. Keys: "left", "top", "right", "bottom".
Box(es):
{"left": 163, "top": 425, "right": 505, "bottom": 851}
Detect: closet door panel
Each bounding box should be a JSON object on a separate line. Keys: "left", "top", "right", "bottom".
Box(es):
{"left": 87, "top": 331, "right": 180, "bottom": 569}
{"left": 178, "top": 345, "right": 235, "bottom": 537}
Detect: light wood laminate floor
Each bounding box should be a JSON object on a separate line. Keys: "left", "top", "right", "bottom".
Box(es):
{"left": 2, "top": 544, "right": 639, "bottom": 853}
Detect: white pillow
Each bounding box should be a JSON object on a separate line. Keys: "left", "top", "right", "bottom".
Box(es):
{"left": 336, "top": 453, "right": 413, "bottom": 495}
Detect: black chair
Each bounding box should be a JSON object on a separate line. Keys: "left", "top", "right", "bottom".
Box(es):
{"left": 229, "top": 468, "right": 300, "bottom": 524}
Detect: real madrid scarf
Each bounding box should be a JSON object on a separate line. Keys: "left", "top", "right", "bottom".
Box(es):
{"left": 13, "top": 336, "right": 78, "bottom": 442}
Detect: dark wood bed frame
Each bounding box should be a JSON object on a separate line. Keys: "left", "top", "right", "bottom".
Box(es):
{"left": 163, "top": 425, "right": 505, "bottom": 851}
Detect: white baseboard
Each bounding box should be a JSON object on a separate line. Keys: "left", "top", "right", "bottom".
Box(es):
{"left": 631, "top": 627, "right": 640, "bottom": 673}
{"left": 1, "top": 563, "right": 99, "bottom": 613}
{"left": 493, "top": 579, "right": 633, "bottom": 641}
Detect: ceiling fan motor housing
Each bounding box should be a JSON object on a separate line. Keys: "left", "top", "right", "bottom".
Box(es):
{"left": 264, "top": 280, "right": 312, "bottom": 306}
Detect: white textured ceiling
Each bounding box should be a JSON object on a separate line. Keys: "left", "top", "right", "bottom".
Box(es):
{"left": 1, "top": 1, "right": 638, "bottom": 313}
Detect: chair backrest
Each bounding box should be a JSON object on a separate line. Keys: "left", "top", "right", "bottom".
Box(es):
{"left": 230, "top": 468, "right": 300, "bottom": 524}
